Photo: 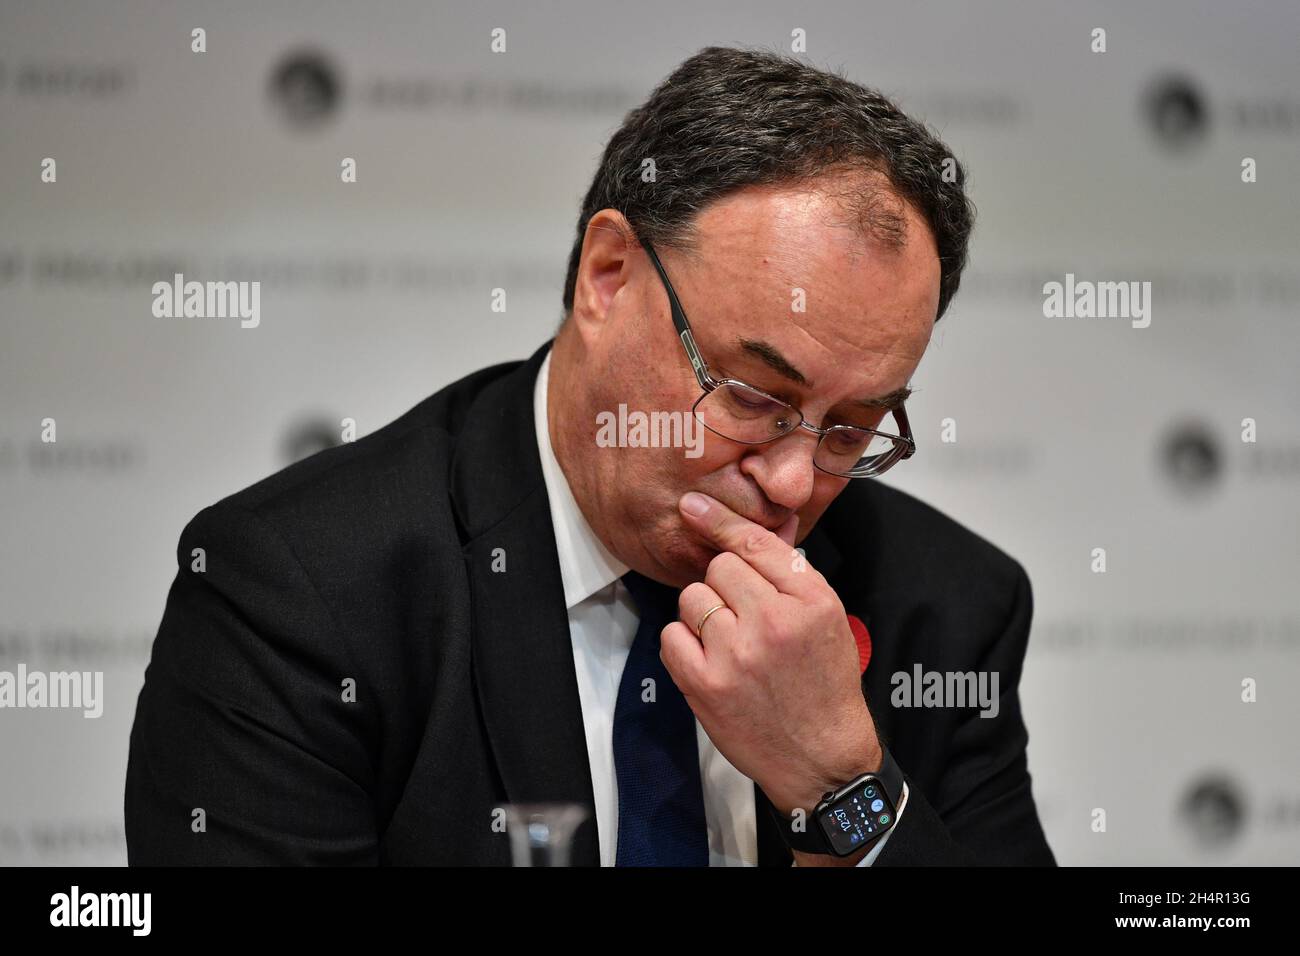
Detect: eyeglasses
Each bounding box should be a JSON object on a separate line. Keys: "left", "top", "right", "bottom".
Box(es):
{"left": 639, "top": 236, "right": 916, "bottom": 479}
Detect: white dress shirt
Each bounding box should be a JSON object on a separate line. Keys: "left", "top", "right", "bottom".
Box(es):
{"left": 533, "top": 350, "right": 905, "bottom": 866}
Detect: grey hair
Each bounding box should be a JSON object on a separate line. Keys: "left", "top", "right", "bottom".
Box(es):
{"left": 560, "top": 45, "right": 975, "bottom": 324}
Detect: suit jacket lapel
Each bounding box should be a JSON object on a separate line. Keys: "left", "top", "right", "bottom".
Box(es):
{"left": 451, "top": 339, "right": 601, "bottom": 866}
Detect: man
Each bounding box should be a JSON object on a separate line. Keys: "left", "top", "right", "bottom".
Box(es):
{"left": 125, "top": 46, "right": 1055, "bottom": 866}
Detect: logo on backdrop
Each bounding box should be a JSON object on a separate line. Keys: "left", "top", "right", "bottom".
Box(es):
{"left": 1178, "top": 774, "right": 1245, "bottom": 848}
{"left": 269, "top": 49, "right": 342, "bottom": 129}
{"left": 1144, "top": 74, "right": 1209, "bottom": 152}
{"left": 280, "top": 415, "right": 343, "bottom": 465}
{"left": 1160, "top": 420, "right": 1222, "bottom": 494}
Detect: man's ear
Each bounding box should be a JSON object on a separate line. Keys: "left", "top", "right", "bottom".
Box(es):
{"left": 569, "top": 209, "right": 638, "bottom": 345}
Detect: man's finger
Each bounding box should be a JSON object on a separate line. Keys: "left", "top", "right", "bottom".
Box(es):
{"left": 679, "top": 491, "right": 815, "bottom": 595}
{"left": 659, "top": 621, "right": 706, "bottom": 695}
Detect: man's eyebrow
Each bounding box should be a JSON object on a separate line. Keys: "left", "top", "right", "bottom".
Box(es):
{"left": 736, "top": 337, "right": 913, "bottom": 409}
{"left": 739, "top": 338, "right": 808, "bottom": 386}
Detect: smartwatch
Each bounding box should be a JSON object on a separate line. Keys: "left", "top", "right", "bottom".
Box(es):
{"left": 767, "top": 745, "right": 905, "bottom": 856}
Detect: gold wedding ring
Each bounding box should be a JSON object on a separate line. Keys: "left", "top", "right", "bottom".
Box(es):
{"left": 696, "top": 603, "right": 728, "bottom": 637}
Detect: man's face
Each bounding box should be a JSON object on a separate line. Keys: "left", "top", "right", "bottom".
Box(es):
{"left": 555, "top": 175, "right": 941, "bottom": 588}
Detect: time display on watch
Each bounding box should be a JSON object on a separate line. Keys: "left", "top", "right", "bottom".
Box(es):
{"left": 815, "top": 778, "right": 897, "bottom": 856}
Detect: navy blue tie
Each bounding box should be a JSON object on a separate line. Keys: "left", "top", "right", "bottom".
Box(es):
{"left": 613, "top": 570, "right": 710, "bottom": 866}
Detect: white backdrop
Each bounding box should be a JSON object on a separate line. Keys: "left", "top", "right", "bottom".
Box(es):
{"left": 1, "top": 0, "right": 1297, "bottom": 864}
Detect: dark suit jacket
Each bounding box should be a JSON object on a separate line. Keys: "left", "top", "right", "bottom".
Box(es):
{"left": 125, "top": 339, "right": 1056, "bottom": 866}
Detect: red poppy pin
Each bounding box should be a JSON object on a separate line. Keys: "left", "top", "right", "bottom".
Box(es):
{"left": 847, "top": 613, "right": 872, "bottom": 676}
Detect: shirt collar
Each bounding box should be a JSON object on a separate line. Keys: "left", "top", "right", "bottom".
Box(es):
{"left": 534, "top": 349, "right": 630, "bottom": 609}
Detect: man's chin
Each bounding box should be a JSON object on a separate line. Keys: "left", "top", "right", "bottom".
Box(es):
{"left": 648, "top": 533, "right": 717, "bottom": 588}
{"left": 684, "top": 544, "right": 719, "bottom": 578}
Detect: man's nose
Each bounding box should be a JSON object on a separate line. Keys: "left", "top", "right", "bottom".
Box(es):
{"left": 737, "top": 430, "right": 819, "bottom": 511}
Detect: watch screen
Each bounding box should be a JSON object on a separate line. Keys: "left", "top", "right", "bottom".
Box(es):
{"left": 816, "top": 780, "right": 897, "bottom": 855}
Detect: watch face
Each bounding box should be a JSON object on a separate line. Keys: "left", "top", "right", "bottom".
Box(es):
{"left": 816, "top": 779, "right": 897, "bottom": 856}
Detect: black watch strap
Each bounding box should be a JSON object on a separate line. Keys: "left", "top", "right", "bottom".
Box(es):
{"left": 765, "top": 744, "right": 906, "bottom": 856}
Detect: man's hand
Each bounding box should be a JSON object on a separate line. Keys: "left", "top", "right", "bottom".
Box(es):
{"left": 660, "top": 490, "right": 883, "bottom": 822}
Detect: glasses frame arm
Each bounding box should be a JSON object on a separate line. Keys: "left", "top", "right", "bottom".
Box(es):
{"left": 639, "top": 236, "right": 721, "bottom": 393}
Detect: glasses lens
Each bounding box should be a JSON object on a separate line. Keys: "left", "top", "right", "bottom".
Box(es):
{"left": 814, "top": 409, "right": 906, "bottom": 477}
{"left": 694, "top": 381, "right": 799, "bottom": 443}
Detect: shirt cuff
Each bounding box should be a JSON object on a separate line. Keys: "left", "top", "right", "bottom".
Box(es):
{"left": 855, "top": 780, "right": 908, "bottom": 866}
